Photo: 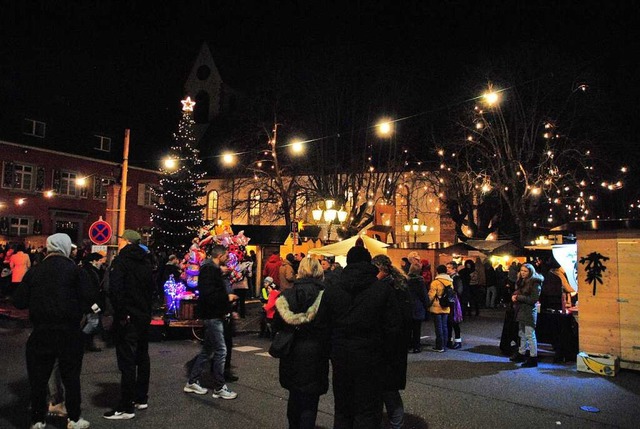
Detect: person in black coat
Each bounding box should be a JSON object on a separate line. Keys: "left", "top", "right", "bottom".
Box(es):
{"left": 406, "top": 263, "right": 429, "bottom": 353}
{"left": 316, "top": 246, "right": 401, "bottom": 429}
{"left": 372, "top": 255, "right": 411, "bottom": 429}
{"left": 81, "top": 252, "right": 106, "bottom": 352}
{"left": 274, "top": 257, "right": 328, "bottom": 429}
{"left": 14, "top": 233, "right": 97, "bottom": 428}
{"left": 103, "top": 230, "right": 155, "bottom": 419}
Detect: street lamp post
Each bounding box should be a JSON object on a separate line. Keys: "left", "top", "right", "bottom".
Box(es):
{"left": 312, "top": 199, "right": 347, "bottom": 241}
{"left": 403, "top": 214, "right": 428, "bottom": 243}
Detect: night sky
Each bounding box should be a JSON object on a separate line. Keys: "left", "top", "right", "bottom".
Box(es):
{"left": 1, "top": 1, "right": 638, "bottom": 169}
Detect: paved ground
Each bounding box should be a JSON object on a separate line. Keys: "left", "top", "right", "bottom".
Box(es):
{"left": 2, "top": 301, "right": 640, "bottom": 429}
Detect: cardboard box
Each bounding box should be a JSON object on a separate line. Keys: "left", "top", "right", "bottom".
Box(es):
{"left": 577, "top": 352, "right": 620, "bottom": 377}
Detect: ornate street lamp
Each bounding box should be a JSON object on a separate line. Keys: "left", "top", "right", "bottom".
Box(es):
{"left": 403, "top": 214, "right": 428, "bottom": 243}
{"left": 312, "top": 199, "right": 348, "bottom": 241}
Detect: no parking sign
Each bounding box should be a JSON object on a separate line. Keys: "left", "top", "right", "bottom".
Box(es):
{"left": 89, "top": 218, "right": 112, "bottom": 245}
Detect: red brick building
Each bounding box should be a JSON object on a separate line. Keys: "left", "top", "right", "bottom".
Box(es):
{"left": 1, "top": 140, "right": 160, "bottom": 247}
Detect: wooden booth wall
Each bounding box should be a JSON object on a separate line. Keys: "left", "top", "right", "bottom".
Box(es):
{"left": 577, "top": 230, "right": 640, "bottom": 370}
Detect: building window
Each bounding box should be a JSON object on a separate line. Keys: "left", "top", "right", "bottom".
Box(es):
{"left": 2, "top": 162, "right": 36, "bottom": 191}
{"left": 14, "top": 164, "right": 34, "bottom": 191}
{"left": 94, "top": 177, "right": 116, "bottom": 200}
{"left": 205, "top": 190, "right": 218, "bottom": 221}
{"left": 142, "top": 184, "right": 159, "bottom": 207}
{"left": 59, "top": 171, "right": 78, "bottom": 196}
{"left": 10, "top": 217, "right": 31, "bottom": 236}
{"left": 248, "top": 189, "right": 261, "bottom": 225}
{"left": 94, "top": 135, "right": 111, "bottom": 152}
{"left": 23, "top": 119, "right": 46, "bottom": 138}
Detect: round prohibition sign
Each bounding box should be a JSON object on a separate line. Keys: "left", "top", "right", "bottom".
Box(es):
{"left": 89, "top": 220, "right": 113, "bottom": 245}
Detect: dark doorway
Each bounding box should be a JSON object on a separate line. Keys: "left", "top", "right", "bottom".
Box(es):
{"left": 55, "top": 220, "right": 79, "bottom": 243}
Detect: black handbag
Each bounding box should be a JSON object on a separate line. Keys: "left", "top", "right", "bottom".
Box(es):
{"left": 268, "top": 328, "right": 296, "bottom": 358}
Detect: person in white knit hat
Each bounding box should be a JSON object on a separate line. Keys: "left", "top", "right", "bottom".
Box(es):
{"left": 14, "top": 233, "right": 97, "bottom": 429}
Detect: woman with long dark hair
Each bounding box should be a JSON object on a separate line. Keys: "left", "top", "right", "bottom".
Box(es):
{"left": 510, "top": 263, "right": 543, "bottom": 368}
{"left": 372, "top": 255, "right": 411, "bottom": 429}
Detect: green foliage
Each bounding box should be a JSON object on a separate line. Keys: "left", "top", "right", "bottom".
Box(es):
{"left": 151, "top": 108, "right": 206, "bottom": 255}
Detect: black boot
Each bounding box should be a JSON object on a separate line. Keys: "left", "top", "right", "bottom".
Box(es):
{"left": 509, "top": 352, "right": 526, "bottom": 363}
{"left": 521, "top": 356, "right": 538, "bottom": 368}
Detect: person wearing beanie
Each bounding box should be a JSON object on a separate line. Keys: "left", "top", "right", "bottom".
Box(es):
{"left": 103, "top": 229, "right": 154, "bottom": 420}
{"left": 316, "top": 246, "right": 401, "bottom": 428}
{"left": 13, "top": 233, "right": 97, "bottom": 429}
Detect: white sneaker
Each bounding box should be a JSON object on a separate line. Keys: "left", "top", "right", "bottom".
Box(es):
{"left": 67, "top": 417, "right": 90, "bottom": 429}
{"left": 212, "top": 384, "right": 237, "bottom": 400}
{"left": 30, "top": 423, "right": 46, "bottom": 429}
{"left": 133, "top": 402, "right": 148, "bottom": 410}
{"left": 102, "top": 409, "right": 135, "bottom": 420}
{"left": 184, "top": 381, "right": 208, "bottom": 395}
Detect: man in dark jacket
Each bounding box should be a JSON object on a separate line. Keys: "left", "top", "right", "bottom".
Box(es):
{"left": 14, "top": 233, "right": 97, "bottom": 429}
{"left": 316, "top": 246, "right": 401, "bottom": 429}
{"left": 183, "top": 245, "right": 238, "bottom": 400}
{"left": 103, "top": 230, "right": 155, "bottom": 420}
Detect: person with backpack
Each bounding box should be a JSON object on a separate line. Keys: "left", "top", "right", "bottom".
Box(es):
{"left": 428, "top": 265, "right": 452, "bottom": 352}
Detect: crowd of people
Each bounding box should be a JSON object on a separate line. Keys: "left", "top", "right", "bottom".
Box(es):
{"left": 6, "top": 231, "right": 157, "bottom": 429}
{"left": 4, "top": 232, "right": 580, "bottom": 429}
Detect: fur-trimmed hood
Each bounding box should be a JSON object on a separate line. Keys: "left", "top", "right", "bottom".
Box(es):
{"left": 276, "top": 290, "right": 323, "bottom": 325}
{"left": 275, "top": 278, "right": 324, "bottom": 325}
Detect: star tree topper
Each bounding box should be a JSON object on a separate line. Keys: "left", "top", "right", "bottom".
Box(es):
{"left": 181, "top": 96, "right": 196, "bottom": 112}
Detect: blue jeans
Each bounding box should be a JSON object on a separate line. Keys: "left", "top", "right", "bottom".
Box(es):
{"left": 518, "top": 323, "right": 538, "bottom": 357}
{"left": 433, "top": 313, "right": 449, "bottom": 350}
{"left": 189, "top": 318, "right": 226, "bottom": 389}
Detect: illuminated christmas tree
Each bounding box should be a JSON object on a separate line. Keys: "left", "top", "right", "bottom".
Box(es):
{"left": 152, "top": 97, "right": 207, "bottom": 255}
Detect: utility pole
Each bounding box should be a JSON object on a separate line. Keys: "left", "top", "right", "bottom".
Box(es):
{"left": 117, "top": 129, "right": 130, "bottom": 249}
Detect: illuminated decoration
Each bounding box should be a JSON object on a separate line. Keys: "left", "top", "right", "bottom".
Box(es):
{"left": 163, "top": 157, "right": 178, "bottom": 170}
{"left": 377, "top": 119, "right": 393, "bottom": 136}
{"left": 197, "top": 225, "right": 251, "bottom": 285}
{"left": 291, "top": 140, "right": 304, "bottom": 154}
{"left": 482, "top": 88, "right": 500, "bottom": 106}
{"left": 181, "top": 96, "right": 196, "bottom": 112}
{"left": 222, "top": 152, "right": 236, "bottom": 166}
{"left": 151, "top": 97, "right": 207, "bottom": 254}
{"left": 44, "top": 190, "right": 54, "bottom": 198}
{"left": 163, "top": 274, "right": 186, "bottom": 318}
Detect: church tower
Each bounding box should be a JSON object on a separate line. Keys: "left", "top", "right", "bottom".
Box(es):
{"left": 184, "top": 43, "right": 223, "bottom": 140}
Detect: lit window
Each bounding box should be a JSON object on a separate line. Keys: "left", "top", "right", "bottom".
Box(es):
{"left": 205, "top": 190, "right": 218, "bottom": 221}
